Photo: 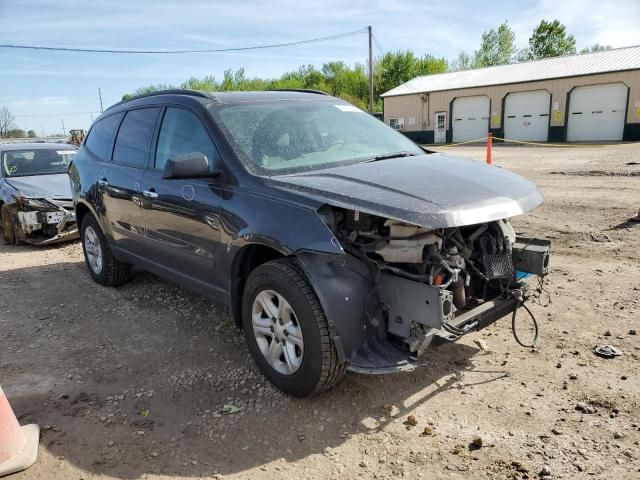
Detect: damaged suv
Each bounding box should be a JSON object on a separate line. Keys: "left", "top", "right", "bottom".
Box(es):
{"left": 70, "top": 90, "right": 550, "bottom": 397}
{"left": 1, "top": 143, "right": 78, "bottom": 245}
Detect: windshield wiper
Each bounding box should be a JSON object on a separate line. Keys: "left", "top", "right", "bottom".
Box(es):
{"left": 366, "top": 151, "right": 417, "bottom": 162}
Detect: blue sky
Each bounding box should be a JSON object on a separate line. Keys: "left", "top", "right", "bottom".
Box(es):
{"left": 1, "top": 0, "right": 638, "bottom": 135}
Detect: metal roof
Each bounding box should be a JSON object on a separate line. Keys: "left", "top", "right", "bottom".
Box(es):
{"left": 381, "top": 45, "right": 640, "bottom": 97}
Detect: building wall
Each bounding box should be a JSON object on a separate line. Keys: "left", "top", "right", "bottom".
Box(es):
{"left": 383, "top": 70, "right": 640, "bottom": 141}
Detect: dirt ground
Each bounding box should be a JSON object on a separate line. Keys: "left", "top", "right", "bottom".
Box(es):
{"left": 2, "top": 143, "right": 639, "bottom": 480}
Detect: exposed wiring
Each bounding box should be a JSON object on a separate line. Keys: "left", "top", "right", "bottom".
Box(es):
{"left": 510, "top": 292, "right": 539, "bottom": 348}
{"left": 533, "top": 275, "right": 552, "bottom": 306}
{"left": 0, "top": 29, "right": 367, "bottom": 55}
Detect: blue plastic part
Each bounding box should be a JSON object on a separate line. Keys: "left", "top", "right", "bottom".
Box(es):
{"left": 516, "top": 271, "right": 533, "bottom": 280}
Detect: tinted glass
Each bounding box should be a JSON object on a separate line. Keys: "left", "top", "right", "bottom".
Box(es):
{"left": 211, "top": 101, "right": 423, "bottom": 175}
{"left": 85, "top": 113, "right": 122, "bottom": 160}
{"left": 155, "top": 108, "right": 216, "bottom": 170}
{"left": 113, "top": 108, "right": 160, "bottom": 168}
{"left": 1, "top": 149, "right": 76, "bottom": 177}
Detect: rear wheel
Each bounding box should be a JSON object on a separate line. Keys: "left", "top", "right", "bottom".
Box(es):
{"left": 242, "top": 258, "right": 346, "bottom": 397}
{"left": 80, "top": 214, "right": 131, "bottom": 286}
{"left": 1, "top": 205, "right": 16, "bottom": 245}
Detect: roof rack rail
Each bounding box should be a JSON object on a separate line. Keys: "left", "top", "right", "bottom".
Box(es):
{"left": 106, "top": 89, "right": 216, "bottom": 111}
{"left": 269, "top": 88, "right": 329, "bottom": 96}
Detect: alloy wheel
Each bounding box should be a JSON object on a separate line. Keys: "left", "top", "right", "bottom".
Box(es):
{"left": 251, "top": 289, "right": 304, "bottom": 375}
{"left": 84, "top": 226, "right": 103, "bottom": 274}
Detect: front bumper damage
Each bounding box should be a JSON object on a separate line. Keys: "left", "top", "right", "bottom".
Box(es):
{"left": 10, "top": 198, "right": 78, "bottom": 245}
{"left": 298, "top": 238, "right": 550, "bottom": 374}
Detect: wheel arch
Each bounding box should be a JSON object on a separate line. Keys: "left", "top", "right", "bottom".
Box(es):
{"left": 230, "top": 243, "right": 286, "bottom": 328}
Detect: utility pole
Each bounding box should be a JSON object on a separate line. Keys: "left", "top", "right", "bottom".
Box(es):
{"left": 98, "top": 88, "right": 104, "bottom": 113}
{"left": 368, "top": 25, "right": 373, "bottom": 114}
{"left": 61, "top": 119, "right": 66, "bottom": 136}
{"left": 41, "top": 123, "right": 44, "bottom": 138}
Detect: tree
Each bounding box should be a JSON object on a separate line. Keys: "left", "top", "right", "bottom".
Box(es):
{"left": 376, "top": 50, "right": 447, "bottom": 96}
{"left": 27, "top": 129, "right": 37, "bottom": 138}
{"left": 513, "top": 47, "right": 530, "bottom": 63}
{"left": 475, "top": 21, "right": 516, "bottom": 67}
{"left": 528, "top": 20, "right": 576, "bottom": 60}
{"left": 7, "top": 128, "right": 26, "bottom": 138}
{"left": 580, "top": 44, "right": 612, "bottom": 53}
{"left": 450, "top": 51, "right": 477, "bottom": 71}
{"left": 0, "top": 107, "right": 16, "bottom": 138}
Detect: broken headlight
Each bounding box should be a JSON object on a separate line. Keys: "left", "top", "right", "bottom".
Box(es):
{"left": 14, "top": 195, "right": 55, "bottom": 210}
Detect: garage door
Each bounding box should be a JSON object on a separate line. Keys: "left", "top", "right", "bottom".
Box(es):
{"left": 452, "top": 96, "right": 490, "bottom": 142}
{"left": 504, "top": 90, "right": 550, "bottom": 141}
{"left": 567, "top": 83, "right": 627, "bottom": 141}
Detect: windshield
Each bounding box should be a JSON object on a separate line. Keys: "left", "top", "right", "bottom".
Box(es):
{"left": 210, "top": 100, "right": 423, "bottom": 175}
{"left": 1, "top": 148, "right": 76, "bottom": 178}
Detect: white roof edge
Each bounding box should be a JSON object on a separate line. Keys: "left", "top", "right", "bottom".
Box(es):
{"left": 381, "top": 45, "right": 640, "bottom": 97}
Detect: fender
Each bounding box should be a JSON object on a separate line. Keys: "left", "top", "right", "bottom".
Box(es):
{"left": 296, "top": 250, "right": 373, "bottom": 363}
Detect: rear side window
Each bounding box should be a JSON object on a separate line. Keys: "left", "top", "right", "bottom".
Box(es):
{"left": 84, "top": 113, "right": 122, "bottom": 160}
{"left": 113, "top": 107, "right": 160, "bottom": 168}
{"left": 155, "top": 108, "right": 217, "bottom": 170}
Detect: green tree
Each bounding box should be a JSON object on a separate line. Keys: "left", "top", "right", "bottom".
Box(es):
{"left": 580, "top": 44, "right": 612, "bottom": 53}
{"left": 27, "top": 129, "right": 37, "bottom": 138}
{"left": 376, "top": 50, "right": 447, "bottom": 96}
{"left": 528, "top": 20, "right": 576, "bottom": 60}
{"left": 475, "top": 21, "right": 516, "bottom": 67}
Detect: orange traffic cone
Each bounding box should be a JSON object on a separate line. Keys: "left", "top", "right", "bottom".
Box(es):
{"left": 0, "top": 386, "right": 39, "bottom": 476}
{"left": 486, "top": 132, "right": 493, "bottom": 165}
{"left": 630, "top": 209, "right": 640, "bottom": 222}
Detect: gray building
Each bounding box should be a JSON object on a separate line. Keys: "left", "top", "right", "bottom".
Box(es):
{"left": 381, "top": 46, "right": 640, "bottom": 143}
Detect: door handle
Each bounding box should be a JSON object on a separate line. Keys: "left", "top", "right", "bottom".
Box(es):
{"left": 142, "top": 189, "right": 158, "bottom": 199}
{"left": 97, "top": 179, "right": 108, "bottom": 187}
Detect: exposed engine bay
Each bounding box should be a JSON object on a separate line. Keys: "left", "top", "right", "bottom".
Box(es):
{"left": 6, "top": 196, "right": 78, "bottom": 245}
{"left": 320, "top": 207, "right": 550, "bottom": 360}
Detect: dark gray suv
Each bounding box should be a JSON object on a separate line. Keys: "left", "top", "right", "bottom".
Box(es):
{"left": 70, "top": 89, "right": 549, "bottom": 397}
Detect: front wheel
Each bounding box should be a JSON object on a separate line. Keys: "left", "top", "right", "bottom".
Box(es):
{"left": 80, "top": 214, "right": 131, "bottom": 286}
{"left": 242, "top": 258, "right": 346, "bottom": 397}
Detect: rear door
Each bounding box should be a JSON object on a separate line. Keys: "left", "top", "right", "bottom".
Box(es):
{"left": 139, "top": 106, "right": 226, "bottom": 298}
{"left": 105, "top": 107, "right": 160, "bottom": 255}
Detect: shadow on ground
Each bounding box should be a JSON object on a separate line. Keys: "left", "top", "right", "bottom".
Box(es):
{"left": 1, "top": 252, "right": 508, "bottom": 478}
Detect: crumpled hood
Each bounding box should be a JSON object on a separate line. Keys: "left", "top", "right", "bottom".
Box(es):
{"left": 6, "top": 174, "right": 72, "bottom": 199}
{"left": 269, "top": 153, "right": 543, "bottom": 228}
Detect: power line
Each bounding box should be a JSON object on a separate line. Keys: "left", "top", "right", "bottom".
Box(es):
{"left": 372, "top": 33, "right": 385, "bottom": 56}
{"left": 0, "top": 29, "right": 367, "bottom": 55}
{"left": 14, "top": 111, "right": 98, "bottom": 118}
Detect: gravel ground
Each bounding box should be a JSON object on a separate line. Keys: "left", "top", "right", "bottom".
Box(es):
{"left": 1, "top": 143, "right": 639, "bottom": 480}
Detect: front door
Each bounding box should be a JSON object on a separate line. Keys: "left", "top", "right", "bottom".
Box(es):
{"left": 434, "top": 112, "right": 446, "bottom": 144}
{"left": 139, "top": 106, "right": 226, "bottom": 299}
{"left": 105, "top": 107, "right": 160, "bottom": 255}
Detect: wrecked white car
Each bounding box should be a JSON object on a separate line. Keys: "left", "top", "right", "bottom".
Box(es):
{"left": 1, "top": 143, "right": 79, "bottom": 245}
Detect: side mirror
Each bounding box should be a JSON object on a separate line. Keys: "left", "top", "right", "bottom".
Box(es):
{"left": 161, "top": 152, "right": 223, "bottom": 179}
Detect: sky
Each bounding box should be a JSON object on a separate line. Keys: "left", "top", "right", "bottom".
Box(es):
{"left": 1, "top": 0, "right": 638, "bottom": 135}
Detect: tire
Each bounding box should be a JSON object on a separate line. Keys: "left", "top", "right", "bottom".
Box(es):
{"left": 80, "top": 214, "right": 131, "bottom": 286}
{"left": 242, "top": 258, "right": 346, "bottom": 397}
{"left": 1, "top": 205, "right": 16, "bottom": 245}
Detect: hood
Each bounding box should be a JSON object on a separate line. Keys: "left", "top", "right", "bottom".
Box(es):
{"left": 6, "top": 174, "right": 72, "bottom": 199}
{"left": 269, "top": 153, "right": 543, "bottom": 228}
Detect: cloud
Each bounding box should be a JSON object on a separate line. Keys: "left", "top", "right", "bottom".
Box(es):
{"left": 1, "top": 0, "right": 637, "bottom": 133}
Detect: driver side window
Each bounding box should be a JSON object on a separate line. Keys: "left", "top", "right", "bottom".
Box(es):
{"left": 155, "top": 108, "right": 218, "bottom": 170}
